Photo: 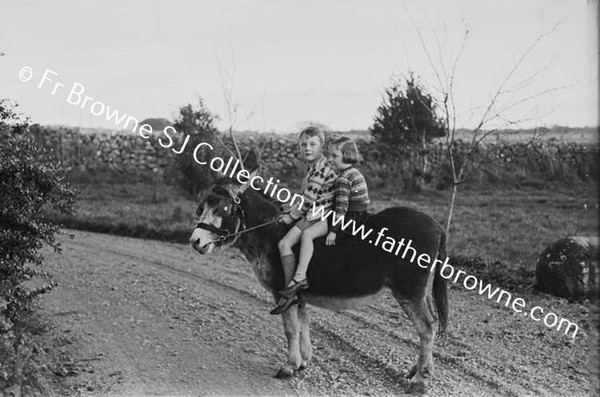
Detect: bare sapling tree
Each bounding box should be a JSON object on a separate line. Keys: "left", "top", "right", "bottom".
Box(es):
{"left": 216, "top": 51, "right": 266, "bottom": 170}
{"left": 408, "top": 13, "right": 574, "bottom": 241}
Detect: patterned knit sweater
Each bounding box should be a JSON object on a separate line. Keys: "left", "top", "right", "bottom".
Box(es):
{"left": 330, "top": 166, "right": 370, "bottom": 232}
{"left": 289, "top": 155, "right": 337, "bottom": 220}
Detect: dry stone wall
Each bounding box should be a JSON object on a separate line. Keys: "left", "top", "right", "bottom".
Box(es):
{"left": 28, "top": 125, "right": 598, "bottom": 188}
{"left": 30, "top": 125, "right": 171, "bottom": 172}
{"left": 26, "top": 125, "right": 447, "bottom": 173}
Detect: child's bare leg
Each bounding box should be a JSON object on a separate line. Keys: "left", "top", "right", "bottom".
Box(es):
{"left": 278, "top": 226, "right": 302, "bottom": 256}
{"left": 277, "top": 226, "right": 303, "bottom": 283}
{"left": 292, "top": 221, "right": 329, "bottom": 283}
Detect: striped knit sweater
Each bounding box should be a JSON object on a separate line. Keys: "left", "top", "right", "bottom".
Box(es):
{"left": 289, "top": 154, "right": 337, "bottom": 220}
{"left": 331, "top": 166, "right": 370, "bottom": 230}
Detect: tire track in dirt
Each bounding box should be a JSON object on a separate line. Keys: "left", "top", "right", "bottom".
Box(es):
{"left": 70, "top": 238, "right": 411, "bottom": 395}
{"left": 43, "top": 237, "right": 308, "bottom": 396}
{"left": 50, "top": 235, "right": 410, "bottom": 395}
{"left": 44, "top": 230, "right": 593, "bottom": 396}
{"left": 75, "top": 240, "right": 525, "bottom": 395}
{"left": 338, "top": 311, "right": 511, "bottom": 395}
{"left": 68, "top": 234, "right": 516, "bottom": 395}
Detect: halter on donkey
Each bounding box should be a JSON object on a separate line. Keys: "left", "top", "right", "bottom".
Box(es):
{"left": 190, "top": 158, "right": 448, "bottom": 394}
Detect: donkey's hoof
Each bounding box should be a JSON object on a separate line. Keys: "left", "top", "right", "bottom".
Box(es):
{"left": 405, "top": 381, "right": 426, "bottom": 394}
{"left": 297, "top": 363, "right": 308, "bottom": 372}
{"left": 274, "top": 368, "right": 294, "bottom": 379}
{"left": 406, "top": 364, "right": 418, "bottom": 379}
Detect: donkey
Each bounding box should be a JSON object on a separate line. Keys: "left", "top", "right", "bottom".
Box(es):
{"left": 190, "top": 171, "right": 448, "bottom": 393}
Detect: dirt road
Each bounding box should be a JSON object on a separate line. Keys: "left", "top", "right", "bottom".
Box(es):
{"left": 40, "top": 230, "right": 595, "bottom": 396}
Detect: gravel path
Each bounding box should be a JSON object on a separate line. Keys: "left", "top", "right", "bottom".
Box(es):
{"left": 40, "top": 230, "right": 595, "bottom": 396}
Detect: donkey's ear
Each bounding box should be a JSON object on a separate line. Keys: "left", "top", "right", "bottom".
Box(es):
{"left": 234, "top": 168, "right": 259, "bottom": 195}
{"left": 242, "top": 149, "right": 260, "bottom": 173}
{"left": 210, "top": 168, "right": 226, "bottom": 180}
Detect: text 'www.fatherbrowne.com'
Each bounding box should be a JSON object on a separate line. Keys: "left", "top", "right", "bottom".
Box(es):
{"left": 309, "top": 203, "right": 581, "bottom": 339}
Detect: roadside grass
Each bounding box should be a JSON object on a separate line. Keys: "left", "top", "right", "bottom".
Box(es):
{"left": 378, "top": 184, "right": 597, "bottom": 291}
{"left": 49, "top": 171, "right": 196, "bottom": 243}
{"left": 0, "top": 310, "right": 79, "bottom": 396}
{"left": 47, "top": 173, "right": 598, "bottom": 292}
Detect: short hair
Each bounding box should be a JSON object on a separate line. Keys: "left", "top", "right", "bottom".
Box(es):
{"left": 330, "top": 136, "right": 360, "bottom": 164}
{"left": 298, "top": 126, "right": 325, "bottom": 145}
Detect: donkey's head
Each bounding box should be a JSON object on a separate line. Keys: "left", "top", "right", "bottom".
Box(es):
{"left": 189, "top": 178, "right": 251, "bottom": 254}
{"left": 190, "top": 150, "right": 261, "bottom": 255}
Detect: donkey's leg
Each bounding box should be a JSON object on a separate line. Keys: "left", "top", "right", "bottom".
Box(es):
{"left": 277, "top": 304, "right": 302, "bottom": 379}
{"left": 395, "top": 294, "right": 437, "bottom": 392}
{"left": 297, "top": 299, "right": 312, "bottom": 371}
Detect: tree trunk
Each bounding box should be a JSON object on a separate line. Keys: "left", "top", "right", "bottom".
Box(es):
{"left": 445, "top": 182, "right": 458, "bottom": 243}
{"left": 153, "top": 170, "right": 160, "bottom": 203}
{"left": 419, "top": 132, "right": 428, "bottom": 189}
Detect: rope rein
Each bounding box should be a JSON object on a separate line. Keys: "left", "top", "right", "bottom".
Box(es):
{"left": 195, "top": 192, "right": 280, "bottom": 243}
{"left": 216, "top": 218, "right": 280, "bottom": 242}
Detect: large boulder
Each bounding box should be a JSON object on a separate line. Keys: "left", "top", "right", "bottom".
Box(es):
{"left": 535, "top": 236, "right": 599, "bottom": 301}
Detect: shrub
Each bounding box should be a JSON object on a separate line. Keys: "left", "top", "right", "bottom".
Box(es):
{"left": 370, "top": 74, "right": 445, "bottom": 192}
{"left": 0, "top": 99, "right": 75, "bottom": 392}
{"left": 371, "top": 73, "right": 444, "bottom": 146}
{"left": 166, "top": 100, "right": 221, "bottom": 198}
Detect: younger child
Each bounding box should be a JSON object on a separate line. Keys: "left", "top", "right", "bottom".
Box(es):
{"left": 276, "top": 136, "right": 370, "bottom": 308}
{"left": 270, "top": 126, "right": 337, "bottom": 315}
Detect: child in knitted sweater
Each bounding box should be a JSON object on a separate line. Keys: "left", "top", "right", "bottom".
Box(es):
{"left": 270, "top": 126, "right": 337, "bottom": 315}
{"left": 273, "top": 136, "right": 370, "bottom": 313}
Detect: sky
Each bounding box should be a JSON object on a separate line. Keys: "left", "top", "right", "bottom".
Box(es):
{"left": 0, "top": 0, "right": 598, "bottom": 133}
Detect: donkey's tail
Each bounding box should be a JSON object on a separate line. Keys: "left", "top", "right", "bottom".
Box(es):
{"left": 433, "top": 231, "right": 448, "bottom": 339}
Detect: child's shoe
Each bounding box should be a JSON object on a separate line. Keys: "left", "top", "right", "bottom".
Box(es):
{"left": 269, "top": 295, "right": 299, "bottom": 315}
{"left": 279, "top": 277, "right": 309, "bottom": 298}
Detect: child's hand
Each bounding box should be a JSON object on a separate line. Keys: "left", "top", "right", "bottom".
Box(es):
{"left": 278, "top": 213, "right": 294, "bottom": 224}
{"left": 326, "top": 232, "right": 337, "bottom": 246}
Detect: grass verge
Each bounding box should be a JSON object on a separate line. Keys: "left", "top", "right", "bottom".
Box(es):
{"left": 0, "top": 310, "right": 84, "bottom": 396}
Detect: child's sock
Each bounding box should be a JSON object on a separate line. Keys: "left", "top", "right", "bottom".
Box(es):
{"left": 280, "top": 254, "right": 297, "bottom": 287}
{"left": 293, "top": 262, "right": 308, "bottom": 284}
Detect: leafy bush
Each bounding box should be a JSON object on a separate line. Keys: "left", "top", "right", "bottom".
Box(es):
{"left": 0, "top": 99, "right": 75, "bottom": 392}
{"left": 371, "top": 73, "right": 444, "bottom": 147}
{"left": 165, "top": 99, "right": 220, "bottom": 198}
{"left": 370, "top": 74, "right": 445, "bottom": 193}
